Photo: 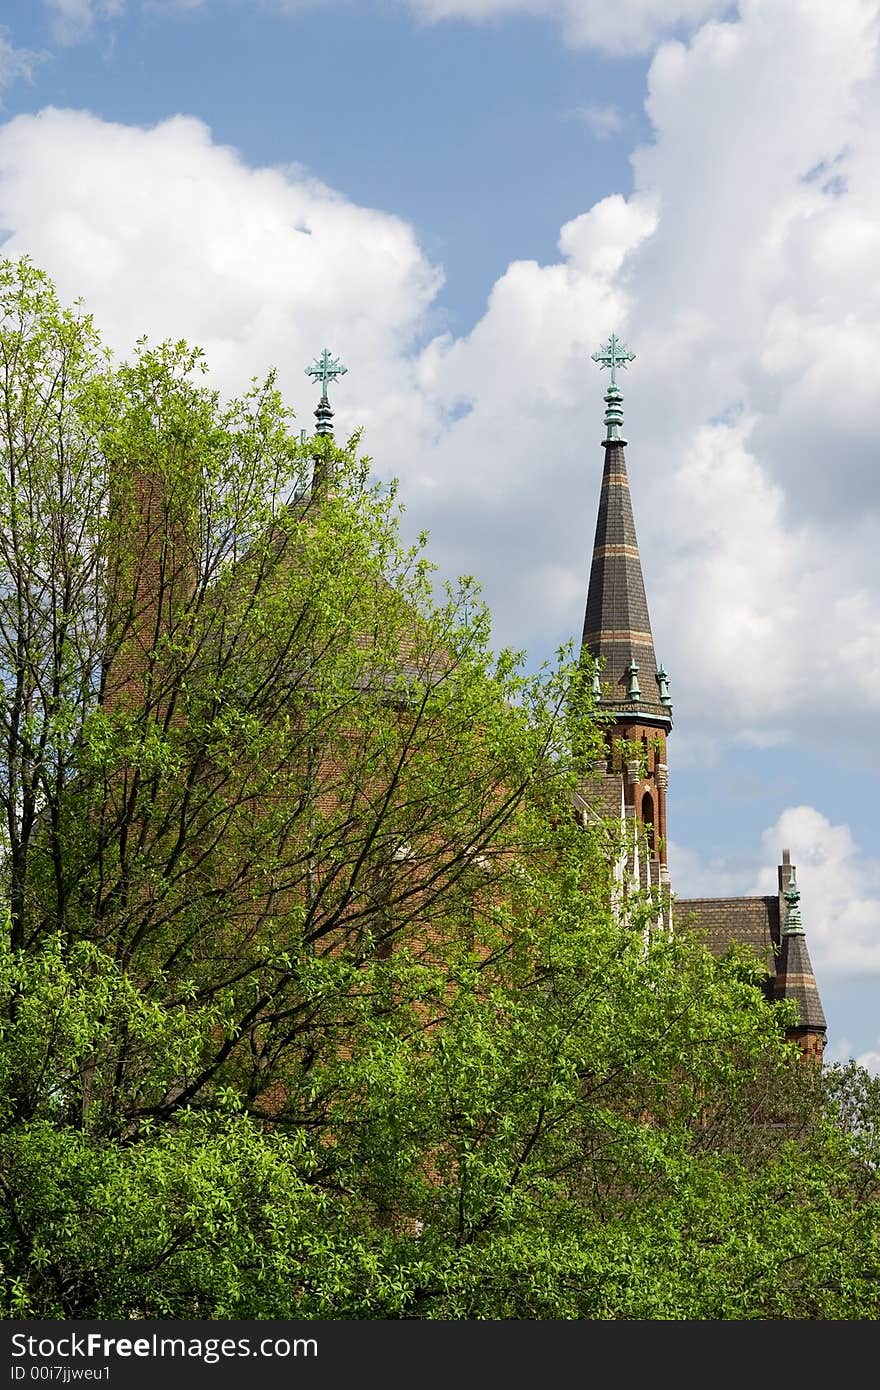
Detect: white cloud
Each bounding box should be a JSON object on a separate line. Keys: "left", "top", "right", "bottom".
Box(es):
{"left": 0, "top": 32, "right": 40, "bottom": 97}
{"left": 404, "top": 1, "right": 732, "bottom": 55}
{"left": 143, "top": 1, "right": 210, "bottom": 11}
{"left": 404, "top": 191, "right": 658, "bottom": 636}
{"left": 45, "top": 1, "right": 125, "bottom": 46}
{"left": 0, "top": 109, "right": 441, "bottom": 430}
{"left": 670, "top": 803, "right": 880, "bottom": 978}
{"left": 573, "top": 104, "right": 624, "bottom": 139}
{"left": 651, "top": 419, "right": 880, "bottom": 728}
{"left": 404, "top": 0, "right": 880, "bottom": 746}
{"left": 753, "top": 806, "right": 880, "bottom": 977}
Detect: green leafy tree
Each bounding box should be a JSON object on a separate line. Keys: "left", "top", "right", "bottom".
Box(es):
{"left": 0, "top": 259, "right": 877, "bottom": 1320}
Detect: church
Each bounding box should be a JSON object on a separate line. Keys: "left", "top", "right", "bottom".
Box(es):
{"left": 304, "top": 334, "right": 827, "bottom": 1063}
{"left": 575, "top": 336, "right": 826, "bottom": 1061}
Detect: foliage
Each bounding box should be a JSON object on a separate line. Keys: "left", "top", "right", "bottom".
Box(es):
{"left": 0, "top": 259, "right": 877, "bottom": 1320}
{"left": 611, "top": 736, "right": 647, "bottom": 776}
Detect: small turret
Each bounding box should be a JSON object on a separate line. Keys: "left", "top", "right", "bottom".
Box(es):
{"left": 775, "top": 859, "right": 826, "bottom": 1062}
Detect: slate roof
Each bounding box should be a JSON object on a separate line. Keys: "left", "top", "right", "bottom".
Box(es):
{"left": 575, "top": 771, "right": 624, "bottom": 820}
{"left": 676, "top": 893, "right": 827, "bottom": 1033}
{"left": 676, "top": 896, "right": 780, "bottom": 974}
{"left": 775, "top": 929, "right": 827, "bottom": 1031}
{"left": 581, "top": 441, "right": 671, "bottom": 726}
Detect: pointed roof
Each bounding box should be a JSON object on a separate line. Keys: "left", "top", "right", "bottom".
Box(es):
{"left": 581, "top": 339, "right": 672, "bottom": 728}
{"left": 774, "top": 874, "right": 827, "bottom": 1033}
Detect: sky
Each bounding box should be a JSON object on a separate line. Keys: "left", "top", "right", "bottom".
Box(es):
{"left": 0, "top": 0, "right": 878, "bottom": 1071}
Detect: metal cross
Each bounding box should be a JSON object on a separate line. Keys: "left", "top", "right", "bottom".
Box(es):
{"left": 305, "top": 348, "right": 347, "bottom": 398}
{"left": 591, "top": 334, "right": 635, "bottom": 386}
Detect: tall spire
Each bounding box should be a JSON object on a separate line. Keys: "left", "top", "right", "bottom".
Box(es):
{"left": 582, "top": 336, "right": 672, "bottom": 728}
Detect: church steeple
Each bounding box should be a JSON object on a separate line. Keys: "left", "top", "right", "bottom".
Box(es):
{"left": 581, "top": 336, "right": 672, "bottom": 880}
{"left": 582, "top": 336, "right": 671, "bottom": 728}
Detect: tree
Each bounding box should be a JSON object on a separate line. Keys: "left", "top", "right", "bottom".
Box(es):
{"left": 0, "top": 258, "right": 877, "bottom": 1320}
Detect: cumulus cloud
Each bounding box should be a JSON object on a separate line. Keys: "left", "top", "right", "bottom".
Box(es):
{"left": 753, "top": 806, "right": 880, "bottom": 977}
{"left": 411, "top": 0, "right": 880, "bottom": 745}
{"left": 406, "top": 190, "right": 658, "bottom": 637}
{"left": 652, "top": 418, "right": 880, "bottom": 729}
{"left": 0, "top": 108, "right": 441, "bottom": 436}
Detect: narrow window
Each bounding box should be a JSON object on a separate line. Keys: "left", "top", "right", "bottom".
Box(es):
{"left": 642, "top": 790, "right": 655, "bottom": 857}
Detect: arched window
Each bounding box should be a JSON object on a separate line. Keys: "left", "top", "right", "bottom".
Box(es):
{"left": 642, "top": 790, "right": 655, "bottom": 857}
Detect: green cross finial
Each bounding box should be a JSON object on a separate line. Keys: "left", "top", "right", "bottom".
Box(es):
{"left": 591, "top": 334, "right": 635, "bottom": 441}
{"left": 306, "top": 348, "right": 347, "bottom": 399}
{"left": 591, "top": 334, "right": 635, "bottom": 386}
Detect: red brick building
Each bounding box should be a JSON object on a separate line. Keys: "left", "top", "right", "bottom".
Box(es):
{"left": 112, "top": 338, "right": 826, "bottom": 1069}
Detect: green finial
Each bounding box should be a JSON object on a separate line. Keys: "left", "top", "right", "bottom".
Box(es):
{"left": 656, "top": 665, "right": 672, "bottom": 706}
{"left": 306, "top": 348, "right": 347, "bottom": 437}
{"left": 592, "top": 334, "right": 635, "bottom": 442}
{"left": 592, "top": 334, "right": 635, "bottom": 386}
{"left": 626, "top": 659, "right": 640, "bottom": 701}
{"left": 306, "top": 347, "right": 347, "bottom": 398}
{"left": 783, "top": 872, "right": 805, "bottom": 936}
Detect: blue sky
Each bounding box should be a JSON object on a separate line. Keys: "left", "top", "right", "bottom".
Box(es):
{"left": 1, "top": 0, "right": 878, "bottom": 1070}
